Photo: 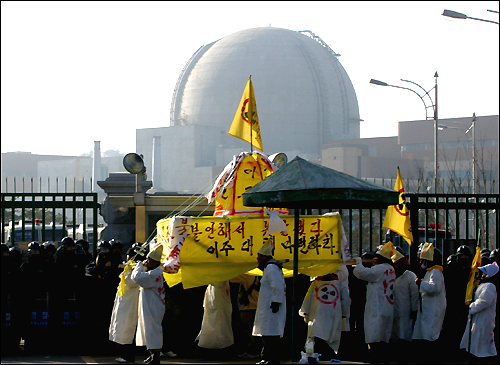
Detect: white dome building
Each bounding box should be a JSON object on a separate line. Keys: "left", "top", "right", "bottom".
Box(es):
{"left": 170, "top": 27, "right": 360, "bottom": 159}
{"left": 137, "top": 27, "right": 361, "bottom": 193}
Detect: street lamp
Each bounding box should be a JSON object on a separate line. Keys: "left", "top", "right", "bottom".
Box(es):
{"left": 438, "top": 114, "right": 476, "bottom": 193}
{"left": 370, "top": 73, "right": 439, "bottom": 192}
{"left": 442, "top": 9, "right": 499, "bottom": 24}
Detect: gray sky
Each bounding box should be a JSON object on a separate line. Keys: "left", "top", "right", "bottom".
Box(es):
{"left": 1, "top": 1, "right": 498, "bottom": 157}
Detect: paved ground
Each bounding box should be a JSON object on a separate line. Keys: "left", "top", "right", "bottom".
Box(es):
{"left": 0, "top": 353, "right": 367, "bottom": 364}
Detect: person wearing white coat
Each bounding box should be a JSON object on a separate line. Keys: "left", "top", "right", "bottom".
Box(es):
{"left": 412, "top": 242, "right": 446, "bottom": 362}
{"left": 196, "top": 280, "right": 234, "bottom": 349}
{"left": 412, "top": 243, "right": 446, "bottom": 342}
{"left": 353, "top": 242, "right": 400, "bottom": 362}
{"left": 109, "top": 248, "right": 140, "bottom": 363}
{"left": 391, "top": 249, "right": 419, "bottom": 343}
{"left": 299, "top": 272, "right": 350, "bottom": 359}
{"left": 131, "top": 246, "right": 165, "bottom": 365}
{"left": 460, "top": 264, "right": 498, "bottom": 359}
{"left": 253, "top": 243, "right": 286, "bottom": 365}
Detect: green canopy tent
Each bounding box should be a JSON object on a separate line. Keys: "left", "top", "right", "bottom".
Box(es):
{"left": 242, "top": 156, "right": 399, "bottom": 361}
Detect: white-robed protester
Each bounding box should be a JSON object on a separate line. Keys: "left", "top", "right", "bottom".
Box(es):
{"left": 299, "top": 272, "right": 350, "bottom": 356}
{"left": 353, "top": 242, "right": 399, "bottom": 346}
{"left": 460, "top": 264, "right": 498, "bottom": 358}
{"left": 196, "top": 280, "right": 234, "bottom": 349}
{"left": 131, "top": 246, "right": 165, "bottom": 365}
{"left": 412, "top": 242, "right": 446, "bottom": 342}
{"left": 109, "top": 248, "right": 140, "bottom": 363}
{"left": 253, "top": 242, "right": 286, "bottom": 364}
{"left": 391, "top": 249, "right": 419, "bottom": 342}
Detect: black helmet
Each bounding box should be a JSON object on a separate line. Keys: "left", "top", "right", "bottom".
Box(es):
{"left": 1, "top": 243, "right": 10, "bottom": 256}
{"left": 489, "top": 249, "right": 499, "bottom": 262}
{"left": 109, "top": 239, "right": 122, "bottom": 250}
{"left": 456, "top": 245, "right": 472, "bottom": 256}
{"left": 43, "top": 241, "right": 57, "bottom": 254}
{"left": 480, "top": 248, "right": 491, "bottom": 255}
{"left": 28, "top": 241, "right": 42, "bottom": 253}
{"left": 60, "top": 236, "right": 75, "bottom": 248}
{"left": 76, "top": 239, "right": 89, "bottom": 252}
{"left": 361, "top": 251, "right": 376, "bottom": 260}
{"left": 97, "top": 240, "right": 111, "bottom": 253}
{"left": 446, "top": 254, "right": 458, "bottom": 266}
{"left": 480, "top": 254, "right": 491, "bottom": 265}
{"left": 9, "top": 246, "right": 22, "bottom": 259}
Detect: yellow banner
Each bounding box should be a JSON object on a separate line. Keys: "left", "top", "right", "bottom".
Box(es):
{"left": 158, "top": 215, "right": 343, "bottom": 289}
{"left": 465, "top": 246, "right": 482, "bottom": 305}
{"left": 382, "top": 167, "right": 413, "bottom": 245}
{"left": 228, "top": 76, "right": 263, "bottom": 152}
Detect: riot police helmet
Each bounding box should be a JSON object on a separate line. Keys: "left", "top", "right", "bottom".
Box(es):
{"left": 490, "top": 249, "right": 499, "bottom": 263}
{"left": 60, "top": 236, "right": 75, "bottom": 248}
{"left": 97, "top": 240, "right": 111, "bottom": 254}
{"left": 456, "top": 245, "right": 472, "bottom": 257}
{"left": 43, "top": 241, "right": 57, "bottom": 254}
{"left": 1, "top": 243, "right": 10, "bottom": 256}
{"left": 76, "top": 239, "right": 89, "bottom": 252}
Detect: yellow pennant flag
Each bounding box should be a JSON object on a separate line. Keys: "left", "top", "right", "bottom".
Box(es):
{"left": 465, "top": 246, "right": 482, "bottom": 305}
{"left": 382, "top": 167, "right": 413, "bottom": 245}
{"left": 228, "top": 76, "right": 264, "bottom": 152}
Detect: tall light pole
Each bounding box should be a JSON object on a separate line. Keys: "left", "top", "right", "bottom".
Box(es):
{"left": 442, "top": 9, "right": 499, "bottom": 24}
{"left": 370, "top": 73, "right": 439, "bottom": 192}
{"left": 438, "top": 113, "right": 476, "bottom": 193}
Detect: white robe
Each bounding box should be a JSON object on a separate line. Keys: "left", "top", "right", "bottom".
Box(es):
{"left": 391, "top": 270, "right": 419, "bottom": 342}
{"left": 460, "top": 282, "right": 497, "bottom": 358}
{"left": 353, "top": 262, "right": 395, "bottom": 344}
{"left": 253, "top": 260, "right": 286, "bottom": 337}
{"left": 336, "top": 265, "right": 351, "bottom": 331}
{"left": 131, "top": 262, "right": 165, "bottom": 350}
{"left": 109, "top": 264, "right": 140, "bottom": 344}
{"left": 196, "top": 281, "right": 234, "bottom": 349}
{"left": 299, "top": 278, "right": 350, "bottom": 353}
{"left": 412, "top": 268, "right": 446, "bottom": 341}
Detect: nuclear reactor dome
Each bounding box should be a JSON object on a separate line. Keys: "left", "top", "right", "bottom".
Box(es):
{"left": 170, "top": 27, "right": 360, "bottom": 160}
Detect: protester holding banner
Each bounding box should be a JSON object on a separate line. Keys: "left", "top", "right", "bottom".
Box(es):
{"left": 253, "top": 242, "right": 286, "bottom": 365}
{"left": 299, "top": 271, "right": 350, "bottom": 360}
{"left": 131, "top": 246, "right": 165, "bottom": 365}
{"left": 412, "top": 242, "right": 446, "bottom": 361}
{"left": 109, "top": 247, "right": 140, "bottom": 363}
{"left": 353, "top": 242, "right": 399, "bottom": 363}
{"left": 460, "top": 264, "right": 498, "bottom": 359}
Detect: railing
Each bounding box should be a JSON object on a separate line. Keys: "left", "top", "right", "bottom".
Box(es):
{"left": 1, "top": 193, "right": 100, "bottom": 257}
{"left": 301, "top": 193, "right": 499, "bottom": 264}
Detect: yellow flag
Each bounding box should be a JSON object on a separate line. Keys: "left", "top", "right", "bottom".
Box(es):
{"left": 382, "top": 167, "right": 413, "bottom": 245}
{"left": 228, "top": 76, "right": 264, "bottom": 151}
{"left": 465, "top": 246, "right": 482, "bottom": 305}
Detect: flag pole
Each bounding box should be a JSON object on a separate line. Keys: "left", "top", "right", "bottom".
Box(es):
{"left": 249, "top": 75, "right": 253, "bottom": 153}
{"left": 467, "top": 229, "right": 481, "bottom": 360}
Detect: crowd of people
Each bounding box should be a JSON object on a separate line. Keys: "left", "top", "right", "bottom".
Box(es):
{"left": 1, "top": 237, "right": 499, "bottom": 365}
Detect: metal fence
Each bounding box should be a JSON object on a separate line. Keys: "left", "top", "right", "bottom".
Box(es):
{"left": 304, "top": 193, "right": 499, "bottom": 264}
{"left": 1, "top": 193, "right": 100, "bottom": 257}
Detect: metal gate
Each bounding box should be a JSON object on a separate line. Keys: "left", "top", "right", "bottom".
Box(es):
{"left": 303, "top": 193, "right": 499, "bottom": 264}
{"left": 1, "top": 193, "right": 100, "bottom": 257}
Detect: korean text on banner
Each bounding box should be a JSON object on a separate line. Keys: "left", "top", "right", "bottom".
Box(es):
{"left": 157, "top": 215, "right": 343, "bottom": 289}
